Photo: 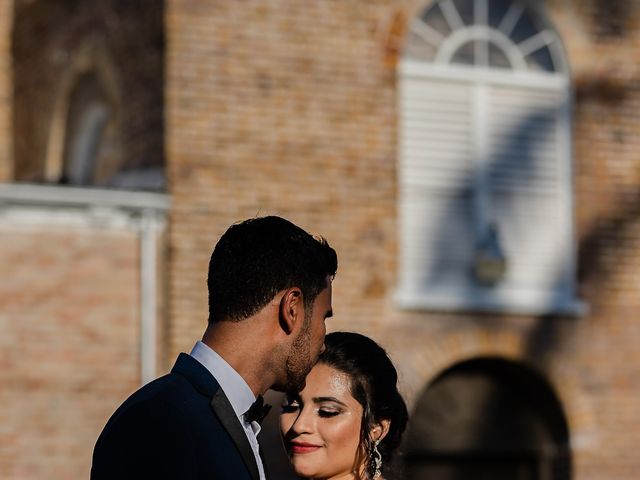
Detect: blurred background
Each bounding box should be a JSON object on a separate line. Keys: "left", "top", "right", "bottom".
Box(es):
{"left": 0, "top": 0, "right": 639, "bottom": 478}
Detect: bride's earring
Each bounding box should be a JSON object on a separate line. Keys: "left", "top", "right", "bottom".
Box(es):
{"left": 372, "top": 439, "right": 382, "bottom": 478}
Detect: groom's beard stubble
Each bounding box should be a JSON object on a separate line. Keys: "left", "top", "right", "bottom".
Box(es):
{"left": 284, "top": 311, "right": 313, "bottom": 392}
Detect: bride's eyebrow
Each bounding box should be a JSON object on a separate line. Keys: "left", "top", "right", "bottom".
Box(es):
{"left": 312, "top": 396, "right": 347, "bottom": 406}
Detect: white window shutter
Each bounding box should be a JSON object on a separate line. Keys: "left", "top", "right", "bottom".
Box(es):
{"left": 399, "top": 75, "right": 475, "bottom": 296}
{"left": 397, "top": 72, "right": 580, "bottom": 313}
{"left": 487, "top": 84, "right": 570, "bottom": 296}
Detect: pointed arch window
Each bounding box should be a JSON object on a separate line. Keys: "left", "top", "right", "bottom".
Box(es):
{"left": 397, "top": 0, "right": 583, "bottom": 314}
{"left": 60, "top": 72, "right": 112, "bottom": 186}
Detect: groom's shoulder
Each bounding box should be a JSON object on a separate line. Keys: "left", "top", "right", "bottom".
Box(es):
{"left": 92, "top": 363, "right": 210, "bottom": 479}
{"left": 102, "top": 374, "right": 185, "bottom": 432}
{"left": 104, "top": 354, "right": 217, "bottom": 427}
{"left": 122, "top": 354, "right": 217, "bottom": 410}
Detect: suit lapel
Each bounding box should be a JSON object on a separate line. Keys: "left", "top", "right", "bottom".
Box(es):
{"left": 172, "top": 354, "right": 261, "bottom": 480}
{"left": 210, "top": 387, "right": 261, "bottom": 480}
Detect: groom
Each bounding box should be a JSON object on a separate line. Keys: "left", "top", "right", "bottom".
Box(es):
{"left": 91, "top": 216, "right": 337, "bottom": 480}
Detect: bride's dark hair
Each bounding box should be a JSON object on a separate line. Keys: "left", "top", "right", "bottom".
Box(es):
{"left": 318, "top": 332, "right": 408, "bottom": 479}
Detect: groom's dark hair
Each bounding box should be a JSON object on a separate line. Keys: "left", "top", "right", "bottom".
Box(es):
{"left": 207, "top": 216, "right": 337, "bottom": 323}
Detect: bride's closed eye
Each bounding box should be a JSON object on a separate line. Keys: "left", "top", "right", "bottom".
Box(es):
{"left": 281, "top": 396, "right": 301, "bottom": 414}
{"left": 317, "top": 408, "right": 341, "bottom": 418}
{"left": 281, "top": 397, "right": 344, "bottom": 418}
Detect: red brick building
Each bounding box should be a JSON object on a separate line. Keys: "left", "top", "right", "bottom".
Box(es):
{"left": 1, "top": 1, "right": 639, "bottom": 478}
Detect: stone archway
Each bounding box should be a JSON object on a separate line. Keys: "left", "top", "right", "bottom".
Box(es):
{"left": 405, "top": 357, "right": 571, "bottom": 480}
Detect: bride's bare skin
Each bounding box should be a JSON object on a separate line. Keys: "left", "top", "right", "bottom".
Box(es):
{"left": 280, "top": 363, "right": 388, "bottom": 480}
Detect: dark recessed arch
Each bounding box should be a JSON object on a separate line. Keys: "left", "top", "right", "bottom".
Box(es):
{"left": 405, "top": 357, "right": 571, "bottom": 480}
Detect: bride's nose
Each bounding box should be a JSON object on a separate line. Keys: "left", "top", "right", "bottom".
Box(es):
{"left": 290, "top": 407, "right": 314, "bottom": 434}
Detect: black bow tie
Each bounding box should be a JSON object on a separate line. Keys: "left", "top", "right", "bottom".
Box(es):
{"left": 244, "top": 395, "right": 272, "bottom": 425}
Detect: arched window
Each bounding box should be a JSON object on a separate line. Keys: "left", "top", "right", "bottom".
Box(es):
{"left": 397, "top": 0, "right": 581, "bottom": 314}
{"left": 60, "top": 72, "right": 113, "bottom": 186}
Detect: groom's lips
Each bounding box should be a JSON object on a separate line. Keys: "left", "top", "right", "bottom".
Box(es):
{"left": 289, "top": 441, "right": 321, "bottom": 454}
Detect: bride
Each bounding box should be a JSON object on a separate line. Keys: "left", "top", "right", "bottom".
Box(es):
{"left": 280, "top": 332, "right": 408, "bottom": 480}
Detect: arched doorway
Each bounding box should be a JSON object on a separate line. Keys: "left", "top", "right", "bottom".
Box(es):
{"left": 405, "top": 358, "right": 571, "bottom": 480}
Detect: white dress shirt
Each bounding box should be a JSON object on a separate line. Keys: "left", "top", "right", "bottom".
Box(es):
{"left": 190, "top": 341, "right": 266, "bottom": 480}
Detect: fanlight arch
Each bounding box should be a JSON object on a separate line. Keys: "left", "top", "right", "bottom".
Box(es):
{"left": 406, "top": 0, "right": 568, "bottom": 73}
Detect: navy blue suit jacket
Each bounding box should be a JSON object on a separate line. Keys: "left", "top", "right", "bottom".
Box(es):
{"left": 91, "top": 353, "right": 261, "bottom": 480}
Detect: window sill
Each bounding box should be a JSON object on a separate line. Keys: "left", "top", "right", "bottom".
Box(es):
{"left": 394, "top": 288, "right": 588, "bottom": 317}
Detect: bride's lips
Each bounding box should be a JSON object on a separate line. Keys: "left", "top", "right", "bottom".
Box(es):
{"left": 289, "top": 441, "right": 321, "bottom": 454}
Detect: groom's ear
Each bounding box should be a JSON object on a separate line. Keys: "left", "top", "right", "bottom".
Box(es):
{"left": 371, "top": 419, "right": 391, "bottom": 442}
{"left": 278, "top": 287, "right": 303, "bottom": 335}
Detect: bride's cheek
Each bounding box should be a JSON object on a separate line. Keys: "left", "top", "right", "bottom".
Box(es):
{"left": 279, "top": 415, "right": 292, "bottom": 434}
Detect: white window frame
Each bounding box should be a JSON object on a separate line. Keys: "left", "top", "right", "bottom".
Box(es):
{"left": 396, "top": 0, "right": 585, "bottom": 315}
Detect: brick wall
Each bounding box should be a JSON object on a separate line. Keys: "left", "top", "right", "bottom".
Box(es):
{"left": 166, "top": 0, "right": 400, "bottom": 356}
{"left": 0, "top": 216, "right": 141, "bottom": 478}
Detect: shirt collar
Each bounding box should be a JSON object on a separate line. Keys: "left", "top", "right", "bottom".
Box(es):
{"left": 189, "top": 341, "right": 255, "bottom": 420}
